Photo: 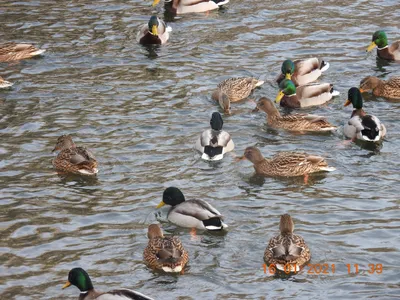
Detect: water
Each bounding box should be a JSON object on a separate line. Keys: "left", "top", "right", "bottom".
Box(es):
{"left": 1, "top": 0, "right": 400, "bottom": 299}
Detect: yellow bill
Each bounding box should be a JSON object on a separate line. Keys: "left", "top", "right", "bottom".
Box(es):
{"left": 156, "top": 201, "right": 165, "bottom": 208}
{"left": 344, "top": 99, "right": 351, "bottom": 107}
{"left": 285, "top": 73, "right": 292, "bottom": 80}
{"left": 152, "top": 0, "right": 160, "bottom": 7}
{"left": 62, "top": 281, "right": 71, "bottom": 289}
{"left": 151, "top": 25, "right": 158, "bottom": 36}
{"left": 367, "top": 41, "right": 377, "bottom": 52}
{"left": 275, "top": 90, "right": 284, "bottom": 103}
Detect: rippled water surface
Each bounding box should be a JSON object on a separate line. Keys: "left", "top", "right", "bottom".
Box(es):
{"left": 1, "top": 0, "right": 400, "bottom": 299}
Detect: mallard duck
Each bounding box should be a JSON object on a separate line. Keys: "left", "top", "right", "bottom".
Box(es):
{"left": 276, "top": 58, "right": 329, "bottom": 87}
{"left": 360, "top": 76, "right": 400, "bottom": 100}
{"left": 153, "top": 0, "right": 229, "bottom": 15}
{"left": 275, "top": 79, "right": 339, "bottom": 109}
{"left": 211, "top": 89, "right": 231, "bottom": 114}
{"left": 0, "top": 76, "right": 13, "bottom": 89}
{"left": 256, "top": 97, "right": 336, "bottom": 132}
{"left": 264, "top": 214, "right": 311, "bottom": 272}
{"left": 156, "top": 187, "right": 228, "bottom": 231}
{"left": 195, "top": 112, "right": 234, "bottom": 161}
{"left": 344, "top": 87, "right": 386, "bottom": 142}
{"left": 214, "top": 77, "right": 264, "bottom": 102}
{"left": 62, "top": 267, "right": 154, "bottom": 299}
{"left": 52, "top": 135, "right": 98, "bottom": 175}
{"left": 143, "top": 224, "right": 189, "bottom": 273}
{"left": 367, "top": 30, "right": 400, "bottom": 61}
{"left": 236, "top": 146, "right": 335, "bottom": 181}
{"left": 137, "top": 16, "right": 171, "bottom": 45}
{"left": 0, "top": 42, "right": 45, "bottom": 62}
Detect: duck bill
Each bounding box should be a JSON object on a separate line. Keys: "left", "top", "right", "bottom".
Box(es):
{"left": 285, "top": 73, "right": 292, "bottom": 80}
{"left": 275, "top": 91, "right": 284, "bottom": 103}
{"left": 366, "top": 41, "right": 377, "bottom": 52}
{"left": 359, "top": 88, "right": 365, "bottom": 93}
{"left": 152, "top": 0, "right": 160, "bottom": 7}
{"left": 156, "top": 201, "right": 165, "bottom": 208}
{"left": 234, "top": 155, "right": 247, "bottom": 162}
{"left": 344, "top": 99, "right": 351, "bottom": 107}
{"left": 52, "top": 146, "right": 59, "bottom": 153}
{"left": 151, "top": 25, "right": 158, "bottom": 36}
{"left": 62, "top": 281, "right": 71, "bottom": 289}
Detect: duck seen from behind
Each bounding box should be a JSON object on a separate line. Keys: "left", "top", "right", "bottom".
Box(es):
{"left": 360, "top": 76, "right": 400, "bottom": 100}
{"left": 0, "top": 42, "right": 45, "bottom": 62}
{"left": 62, "top": 267, "right": 154, "bottom": 299}
{"left": 143, "top": 224, "right": 189, "bottom": 273}
{"left": 156, "top": 187, "right": 228, "bottom": 231}
{"left": 275, "top": 79, "right": 339, "bottom": 109}
{"left": 152, "top": 0, "right": 229, "bottom": 15}
{"left": 137, "top": 16, "right": 171, "bottom": 45}
{"left": 264, "top": 214, "right": 311, "bottom": 272}
{"left": 256, "top": 97, "right": 336, "bottom": 132}
{"left": 52, "top": 135, "right": 99, "bottom": 175}
{"left": 344, "top": 87, "right": 386, "bottom": 142}
{"left": 276, "top": 58, "right": 329, "bottom": 87}
{"left": 236, "top": 146, "right": 335, "bottom": 183}
{"left": 195, "top": 112, "right": 234, "bottom": 161}
{"left": 366, "top": 30, "right": 400, "bottom": 61}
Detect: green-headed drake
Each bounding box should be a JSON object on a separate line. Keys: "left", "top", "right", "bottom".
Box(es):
{"left": 275, "top": 79, "right": 339, "bottom": 109}
{"left": 367, "top": 30, "right": 400, "bottom": 61}
{"left": 62, "top": 267, "right": 154, "bottom": 299}
{"left": 264, "top": 214, "right": 311, "bottom": 272}
{"left": 344, "top": 87, "right": 386, "bottom": 142}
{"left": 152, "top": 0, "right": 229, "bottom": 15}
{"left": 276, "top": 58, "right": 329, "bottom": 87}
{"left": 137, "top": 16, "right": 171, "bottom": 45}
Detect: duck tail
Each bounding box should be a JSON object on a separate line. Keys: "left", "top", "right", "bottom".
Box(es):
{"left": 213, "top": 0, "right": 229, "bottom": 6}
{"left": 319, "top": 60, "right": 330, "bottom": 72}
{"left": 203, "top": 217, "right": 226, "bottom": 231}
{"left": 330, "top": 86, "right": 340, "bottom": 96}
{"left": 361, "top": 116, "right": 380, "bottom": 141}
{"left": 202, "top": 146, "right": 224, "bottom": 161}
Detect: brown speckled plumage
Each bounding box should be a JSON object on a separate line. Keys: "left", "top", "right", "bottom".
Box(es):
{"left": 239, "top": 146, "right": 335, "bottom": 177}
{"left": 257, "top": 97, "right": 336, "bottom": 132}
{"left": 360, "top": 76, "right": 400, "bottom": 100}
{"left": 143, "top": 224, "right": 189, "bottom": 273}
{"left": 52, "top": 135, "right": 98, "bottom": 175}
{"left": 264, "top": 214, "right": 311, "bottom": 271}
{"left": 0, "top": 76, "right": 13, "bottom": 88}
{"left": 215, "top": 77, "right": 264, "bottom": 102}
{"left": 0, "top": 43, "right": 45, "bottom": 62}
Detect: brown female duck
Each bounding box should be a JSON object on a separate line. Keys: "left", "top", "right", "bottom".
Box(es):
{"left": 264, "top": 214, "right": 311, "bottom": 272}
{"left": 212, "top": 77, "right": 264, "bottom": 103}
{"left": 52, "top": 135, "right": 98, "bottom": 175}
{"left": 360, "top": 76, "right": 400, "bottom": 100}
{"left": 256, "top": 97, "right": 336, "bottom": 132}
{"left": 0, "top": 42, "right": 45, "bottom": 62}
{"left": 143, "top": 224, "right": 189, "bottom": 273}
{"left": 0, "top": 76, "right": 13, "bottom": 88}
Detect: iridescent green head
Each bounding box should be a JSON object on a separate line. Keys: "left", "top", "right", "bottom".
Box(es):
{"left": 62, "top": 268, "right": 94, "bottom": 292}
{"left": 148, "top": 16, "right": 159, "bottom": 36}
{"left": 367, "top": 30, "right": 388, "bottom": 51}
{"left": 275, "top": 79, "right": 296, "bottom": 103}
{"left": 281, "top": 60, "right": 295, "bottom": 79}
{"left": 344, "top": 87, "right": 363, "bottom": 109}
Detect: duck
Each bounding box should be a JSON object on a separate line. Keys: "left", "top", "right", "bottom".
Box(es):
{"left": 275, "top": 79, "right": 339, "bottom": 109}
{"left": 256, "top": 97, "right": 336, "bottom": 132}
{"left": 52, "top": 135, "right": 99, "bottom": 175}
{"left": 195, "top": 112, "right": 234, "bottom": 161}
{"left": 344, "top": 87, "right": 386, "bottom": 142}
{"left": 137, "top": 16, "right": 171, "bottom": 45}
{"left": 264, "top": 214, "right": 311, "bottom": 272}
{"left": 366, "top": 30, "right": 400, "bottom": 61}
{"left": 236, "top": 146, "right": 335, "bottom": 183}
{"left": 0, "top": 76, "right": 13, "bottom": 89}
{"left": 213, "top": 77, "right": 264, "bottom": 103}
{"left": 62, "top": 267, "right": 154, "bottom": 299}
{"left": 152, "top": 0, "right": 229, "bottom": 15}
{"left": 276, "top": 58, "right": 329, "bottom": 87}
{"left": 156, "top": 187, "right": 228, "bottom": 231}
{"left": 359, "top": 76, "right": 400, "bottom": 100}
{"left": 143, "top": 224, "right": 189, "bottom": 273}
{"left": 0, "top": 42, "right": 45, "bottom": 62}
{"left": 211, "top": 89, "right": 231, "bottom": 114}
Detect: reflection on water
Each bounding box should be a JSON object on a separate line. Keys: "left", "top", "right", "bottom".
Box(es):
{"left": 1, "top": 0, "right": 400, "bottom": 299}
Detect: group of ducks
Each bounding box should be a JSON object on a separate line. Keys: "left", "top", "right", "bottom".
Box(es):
{"left": 1, "top": 1, "right": 400, "bottom": 299}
